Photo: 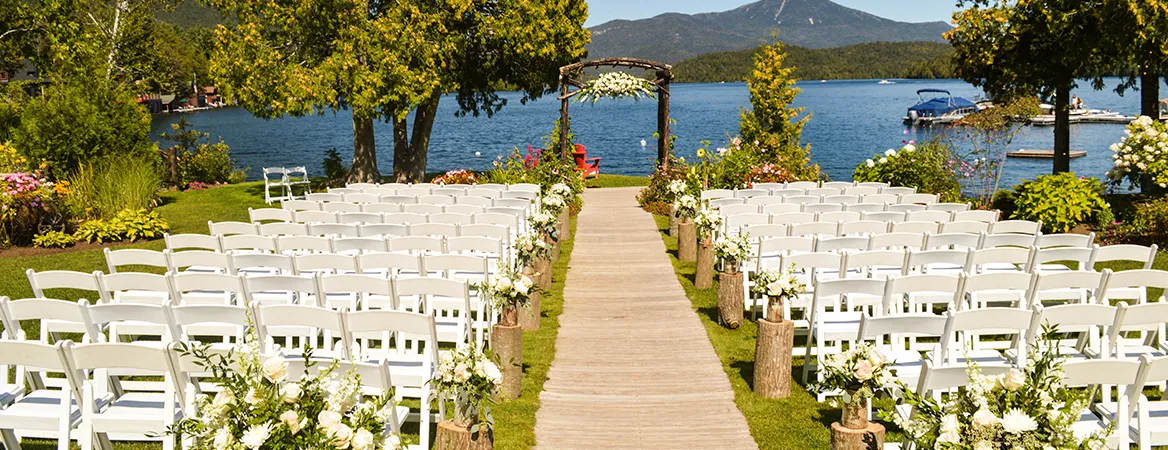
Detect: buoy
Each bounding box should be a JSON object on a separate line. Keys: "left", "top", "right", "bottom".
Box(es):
{"left": 640, "top": 139, "right": 647, "bottom": 147}
{"left": 475, "top": 152, "right": 481, "bottom": 156}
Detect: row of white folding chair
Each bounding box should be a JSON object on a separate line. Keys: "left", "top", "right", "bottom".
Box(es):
{"left": 217, "top": 210, "right": 523, "bottom": 231}
{"left": 749, "top": 232, "right": 1094, "bottom": 260}
{"left": 705, "top": 192, "right": 937, "bottom": 206}
{"left": 721, "top": 207, "right": 994, "bottom": 225}
{"left": 701, "top": 184, "right": 916, "bottom": 200}
{"left": 307, "top": 190, "right": 537, "bottom": 205}
{"left": 207, "top": 221, "right": 515, "bottom": 241}
{"left": 730, "top": 217, "right": 1033, "bottom": 238}
{"left": 342, "top": 181, "right": 540, "bottom": 194}
{"left": 281, "top": 196, "right": 535, "bottom": 213}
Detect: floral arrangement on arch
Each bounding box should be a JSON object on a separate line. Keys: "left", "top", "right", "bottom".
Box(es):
{"left": 433, "top": 169, "right": 479, "bottom": 185}
{"left": 674, "top": 194, "right": 699, "bottom": 221}
{"left": 884, "top": 331, "right": 1112, "bottom": 450}
{"left": 513, "top": 234, "right": 551, "bottom": 269}
{"left": 693, "top": 207, "right": 722, "bottom": 241}
{"left": 750, "top": 265, "right": 805, "bottom": 321}
{"left": 714, "top": 234, "right": 751, "bottom": 272}
{"left": 575, "top": 72, "right": 655, "bottom": 104}
{"left": 810, "top": 343, "right": 893, "bottom": 402}
{"left": 168, "top": 338, "right": 403, "bottom": 450}
{"left": 852, "top": 141, "right": 961, "bottom": 203}
{"left": 432, "top": 345, "right": 503, "bottom": 431}
{"left": 1107, "top": 115, "right": 1168, "bottom": 190}
{"left": 529, "top": 211, "right": 559, "bottom": 242}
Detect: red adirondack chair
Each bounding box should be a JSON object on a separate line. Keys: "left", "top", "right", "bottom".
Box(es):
{"left": 572, "top": 144, "right": 601, "bottom": 179}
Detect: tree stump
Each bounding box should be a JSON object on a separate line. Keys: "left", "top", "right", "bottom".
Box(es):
{"left": 717, "top": 271, "right": 745, "bottom": 329}
{"left": 491, "top": 324, "right": 522, "bottom": 400}
{"left": 551, "top": 240, "right": 561, "bottom": 262}
{"left": 753, "top": 319, "right": 794, "bottom": 398}
{"left": 678, "top": 220, "right": 697, "bottom": 262}
{"left": 534, "top": 257, "right": 552, "bottom": 291}
{"left": 668, "top": 207, "right": 679, "bottom": 237}
{"left": 436, "top": 420, "right": 494, "bottom": 450}
{"left": 695, "top": 239, "right": 715, "bottom": 288}
{"left": 558, "top": 210, "right": 569, "bottom": 241}
{"left": 830, "top": 422, "right": 884, "bottom": 450}
{"left": 520, "top": 290, "right": 541, "bottom": 331}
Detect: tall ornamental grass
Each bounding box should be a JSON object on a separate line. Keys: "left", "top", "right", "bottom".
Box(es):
{"left": 69, "top": 154, "right": 162, "bottom": 219}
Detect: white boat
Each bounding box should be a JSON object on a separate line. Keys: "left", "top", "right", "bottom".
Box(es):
{"left": 878, "top": 80, "right": 895, "bottom": 85}
{"left": 903, "top": 89, "right": 980, "bottom": 126}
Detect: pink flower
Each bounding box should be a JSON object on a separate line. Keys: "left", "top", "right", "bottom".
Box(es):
{"left": 854, "top": 360, "right": 874, "bottom": 381}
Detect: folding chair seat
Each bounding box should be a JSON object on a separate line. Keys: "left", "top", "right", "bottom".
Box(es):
{"left": 103, "top": 249, "right": 167, "bottom": 275}
{"left": 230, "top": 253, "right": 294, "bottom": 276}
{"left": 249, "top": 207, "right": 293, "bottom": 223}
{"left": 802, "top": 278, "right": 888, "bottom": 399}
{"left": 207, "top": 221, "right": 257, "bottom": 236}
{"left": 251, "top": 302, "right": 347, "bottom": 359}
{"left": 169, "top": 272, "right": 245, "bottom": 306}
{"left": 358, "top": 223, "right": 408, "bottom": 238}
{"left": 0, "top": 341, "right": 88, "bottom": 449}
{"left": 857, "top": 313, "right": 947, "bottom": 388}
{"left": 333, "top": 236, "right": 390, "bottom": 255}
{"left": 260, "top": 222, "right": 309, "bottom": 237}
{"left": 218, "top": 234, "right": 277, "bottom": 254}
{"left": 362, "top": 203, "right": 402, "bottom": 214}
{"left": 97, "top": 272, "right": 171, "bottom": 305}
{"left": 276, "top": 235, "right": 332, "bottom": 255}
{"left": 308, "top": 223, "right": 359, "bottom": 237}
{"left": 295, "top": 210, "right": 339, "bottom": 224}
{"left": 164, "top": 233, "right": 221, "bottom": 252}
{"left": 926, "top": 202, "right": 970, "bottom": 213}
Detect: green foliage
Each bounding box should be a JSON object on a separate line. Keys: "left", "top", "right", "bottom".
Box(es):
{"left": 853, "top": 141, "right": 961, "bottom": 203}
{"left": 160, "top": 117, "right": 246, "bottom": 187}
{"left": 74, "top": 208, "right": 170, "bottom": 244}
{"left": 1012, "top": 173, "right": 1110, "bottom": 233}
{"left": 11, "top": 79, "right": 153, "bottom": 178}
{"left": 483, "top": 148, "right": 585, "bottom": 210}
{"left": 953, "top": 97, "right": 1042, "bottom": 208}
{"left": 68, "top": 154, "right": 162, "bottom": 220}
{"left": 32, "top": 230, "right": 77, "bottom": 248}
{"left": 738, "top": 38, "right": 818, "bottom": 181}
{"left": 74, "top": 219, "right": 121, "bottom": 244}
{"left": 673, "top": 41, "right": 956, "bottom": 83}
{"left": 322, "top": 149, "right": 348, "bottom": 187}
{"left": 1099, "top": 197, "right": 1168, "bottom": 247}
{"left": 637, "top": 157, "right": 691, "bottom": 211}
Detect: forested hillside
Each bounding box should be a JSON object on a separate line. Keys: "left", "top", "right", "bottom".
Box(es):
{"left": 673, "top": 41, "right": 955, "bottom": 83}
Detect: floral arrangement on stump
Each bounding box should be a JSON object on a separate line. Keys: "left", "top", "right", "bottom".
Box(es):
{"left": 575, "top": 71, "right": 655, "bottom": 104}
{"left": 811, "top": 343, "right": 894, "bottom": 430}
{"left": 433, "top": 345, "right": 503, "bottom": 432}
{"left": 750, "top": 265, "right": 804, "bottom": 322}
{"left": 529, "top": 211, "right": 559, "bottom": 242}
{"left": 541, "top": 193, "right": 566, "bottom": 215}
{"left": 550, "top": 182, "right": 573, "bottom": 200}
{"left": 433, "top": 169, "right": 479, "bottom": 185}
{"left": 884, "top": 331, "right": 1112, "bottom": 449}
{"left": 714, "top": 234, "right": 751, "bottom": 329}
{"left": 693, "top": 207, "right": 722, "bottom": 288}
{"left": 674, "top": 194, "right": 699, "bottom": 221}
{"left": 479, "top": 266, "right": 536, "bottom": 327}
{"left": 675, "top": 194, "right": 701, "bottom": 262}
{"left": 169, "top": 337, "right": 402, "bottom": 450}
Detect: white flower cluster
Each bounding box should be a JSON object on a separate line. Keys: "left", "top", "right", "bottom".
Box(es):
{"left": 480, "top": 266, "right": 535, "bottom": 309}
{"left": 550, "top": 183, "right": 573, "bottom": 197}
{"left": 750, "top": 265, "right": 804, "bottom": 300}
{"left": 692, "top": 207, "right": 723, "bottom": 239}
{"left": 674, "top": 194, "right": 699, "bottom": 220}
{"left": 813, "top": 343, "right": 894, "bottom": 401}
{"left": 179, "top": 337, "right": 401, "bottom": 450}
{"left": 576, "top": 71, "right": 655, "bottom": 104}
{"left": 432, "top": 345, "right": 503, "bottom": 426}
{"left": 529, "top": 211, "right": 560, "bottom": 240}
{"left": 1108, "top": 115, "right": 1168, "bottom": 188}
{"left": 714, "top": 234, "right": 751, "bottom": 269}
{"left": 667, "top": 179, "right": 687, "bottom": 200}
{"left": 513, "top": 234, "right": 551, "bottom": 268}
{"left": 863, "top": 143, "right": 916, "bottom": 168}
{"left": 542, "top": 194, "right": 567, "bottom": 214}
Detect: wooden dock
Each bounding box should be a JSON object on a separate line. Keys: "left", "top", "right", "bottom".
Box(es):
{"left": 533, "top": 187, "right": 757, "bottom": 449}
{"left": 1006, "top": 149, "right": 1088, "bottom": 159}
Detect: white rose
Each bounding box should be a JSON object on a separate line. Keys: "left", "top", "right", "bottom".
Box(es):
{"left": 484, "top": 360, "right": 503, "bottom": 384}
{"left": 940, "top": 414, "right": 960, "bottom": 433}
{"left": 319, "top": 410, "right": 343, "bottom": 431}
{"left": 972, "top": 407, "right": 999, "bottom": 428}
{"left": 937, "top": 430, "right": 960, "bottom": 444}
{"left": 879, "top": 157, "right": 888, "bottom": 164}
{"left": 885, "top": 149, "right": 897, "bottom": 157}
{"left": 973, "top": 441, "right": 993, "bottom": 450}
{"left": 352, "top": 428, "right": 375, "bottom": 450}
{"left": 865, "top": 159, "right": 875, "bottom": 168}
{"left": 282, "top": 383, "right": 301, "bottom": 403}
{"left": 494, "top": 276, "right": 512, "bottom": 291}
{"left": 281, "top": 410, "right": 303, "bottom": 434}
{"left": 330, "top": 423, "right": 354, "bottom": 449}
{"left": 383, "top": 434, "right": 403, "bottom": 450}
{"left": 515, "top": 277, "right": 530, "bottom": 295}
{"left": 244, "top": 387, "right": 263, "bottom": 406}
{"left": 213, "top": 428, "right": 233, "bottom": 448}
{"left": 454, "top": 363, "right": 470, "bottom": 382}
{"left": 241, "top": 422, "right": 272, "bottom": 450}
{"left": 262, "top": 356, "right": 288, "bottom": 383}
{"left": 212, "top": 389, "right": 235, "bottom": 409}
{"left": 1002, "top": 368, "right": 1025, "bottom": 391}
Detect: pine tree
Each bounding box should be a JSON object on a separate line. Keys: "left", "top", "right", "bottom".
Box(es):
{"left": 738, "top": 39, "right": 819, "bottom": 180}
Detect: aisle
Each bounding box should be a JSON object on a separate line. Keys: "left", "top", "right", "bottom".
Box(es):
{"left": 533, "top": 187, "right": 757, "bottom": 449}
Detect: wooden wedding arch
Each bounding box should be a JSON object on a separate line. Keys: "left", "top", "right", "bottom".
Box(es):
{"left": 557, "top": 57, "right": 674, "bottom": 168}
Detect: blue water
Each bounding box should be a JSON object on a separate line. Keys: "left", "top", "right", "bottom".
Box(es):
{"left": 150, "top": 78, "right": 1148, "bottom": 185}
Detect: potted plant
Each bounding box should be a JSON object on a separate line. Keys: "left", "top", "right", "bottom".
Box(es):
{"left": 693, "top": 206, "right": 723, "bottom": 289}
{"left": 811, "top": 343, "right": 894, "bottom": 449}
{"left": 750, "top": 265, "right": 804, "bottom": 398}
{"left": 478, "top": 265, "right": 536, "bottom": 399}
{"left": 432, "top": 345, "right": 503, "bottom": 449}
{"left": 675, "top": 194, "right": 699, "bottom": 262}
{"left": 714, "top": 234, "right": 751, "bottom": 329}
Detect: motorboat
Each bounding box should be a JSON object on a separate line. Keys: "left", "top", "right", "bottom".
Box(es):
{"left": 879, "top": 80, "right": 895, "bottom": 85}
{"left": 904, "top": 89, "right": 979, "bottom": 125}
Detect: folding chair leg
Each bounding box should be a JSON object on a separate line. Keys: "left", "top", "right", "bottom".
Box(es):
{"left": 1, "top": 429, "right": 19, "bottom": 450}
{"left": 801, "top": 337, "right": 814, "bottom": 385}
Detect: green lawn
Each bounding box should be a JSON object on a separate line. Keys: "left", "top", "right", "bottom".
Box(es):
{"left": 585, "top": 174, "right": 649, "bottom": 188}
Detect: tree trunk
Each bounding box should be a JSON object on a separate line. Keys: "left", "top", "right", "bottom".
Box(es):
{"left": 1053, "top": 86, "right": 1071, "bottom": 174}
{"left": 830, "top": 422, "right": 884, "bottom": 450}
{"left": 1142, "top": 70, "right": 1161, "bottom": 121}
{"left": 436, "top": 420, "right": 494, "bottom": 450}
{"left": 695, "top": 238, "right": 714, "bottom": 288}
{"left": 491, "top": 324, "right": 522, "bottom": 400}
{"left": 678, "top": 220, "right": 696, "bottom": 262}
{"left": 348, "top": 115, "right": 380, "bottom": 183}
{"left": 394, "top": 90, "right": 442, "bottom": 183}
{"left": 754, "top": 319, "right": 794, "bottom": 399}
{"left": 717, "top": 270, "right": 744, "bottom": 329}
{"left": 391, "top": 113, "right": 409, "bottom": 181}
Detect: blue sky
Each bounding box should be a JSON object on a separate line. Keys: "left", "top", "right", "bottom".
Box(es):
{"left": 583, "top": 0, "right": 961, "bottom": 27}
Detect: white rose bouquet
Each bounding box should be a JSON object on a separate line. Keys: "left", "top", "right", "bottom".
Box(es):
{"left": 714, "top": 234, "right": 751, "bottom": 272}
{"left": 674, "top": 194, "right": 699, "bottom": 221}
{"left": 750, "top": 265, "right": 805, "bottom": 321}
{"left": 541, "top": 194, "right": 567, "bottom": 215}
{"left": 513, "top": 234, "right": 551, "bottom": 269}
{"left": 478, "top": 265, "right": 537, "bottom": 312}
{"left": 884, "top": 330, "right": 1112, "bottom": 450}
{"left": 1107, "top": 115, "right": 1168, "bottom": 189}
{"left": 667, "top": 179, "right": 688, "bottom": 202}
{"left": 432, "top": 345, "right": 503, "bottom": 431}
{"left": 168, "top": 333, "right": 402, "bottom": 450}
{"left": 810, "top": 343, "right": 894, "bottom": 402}
{"left": 550, "top": 183, "right": 573, "bottom": 198}
{"left": 693, "top": 207, "right": 723, "bottom": 241}
{"left": 575, "top": 71, "right": 655, "bottom": 104}
{"left": 529, "top": 211, "right": 560, "bottom": 242}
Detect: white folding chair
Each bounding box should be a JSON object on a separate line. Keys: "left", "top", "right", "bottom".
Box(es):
{"left": 241, "top": 273, "right": 315, "bottom": 306}
{"left": 1060, "top": 358, "right": 1140, "bottom": 450}
{"left": 701, "top": 189, "right": 734, "bottom": 201}
{"left": 900, "top": 193, "right": 938, "bottom": 205}
{"left": 989, "top": 220, "right": 1042, "bottom": 235}
{"left": 953, "top": 210, "right": 999, "bottom": 223}
{"left": 1028, "top": 270, "right": 1108, "bottom": 307}
{"left": 422, "top": 255, "right": 492, "bottom": 345}
{"left": 1031, "top": 246, "right": 1096, "bottom": 273}
{"left": 363, "top": 203, "right": 402, "bottom": 214}
{"left": 263, "top": 167, "right": 289, "bottom": 204}
{"left": 719, "top": 204, "right": 760, "bottom": 216}
{"left": 904, "top": 249, "right": 968, "bottom": 275}
{"left": 760, "top": 203, "right": 802, "bottom": 215}
{"left": 847, "top": 203, "right": 889, "bottom": 215}
{"left": 803, "top": 203, "right": 843, "bottom": 214}
{"left": 1092, "top": 244, "right": 1158, "bottom": 271}
{"left": 165, "top": 250, "right": 232, "bottom": 274}
{"left": 338, "top": 212, "right": 384, "bottom": 225}
{"left": 839, "top": 220, "right": 888, "bottom": 237}
{"left": 276, "top": 235, "right": 332, "bottom": 255}
{"left": 802, "top": 278, "right": 888, "bottom": 398}
{"left": 359, "top": 252, "right": 423, "bottom": 279}
{"left": 890, "top": 221, "right": 938, "bottom": 234}
{"left": 97, "top": 272, "right": 171, "bottom": 305}
{"left": 888, "top": 273, "right": 964, "bottom": 317}
{"left": 817, "top": 211, "right": 861, "bottom": 224}
{"left": 979, "top": 232, "right": 1038, "bottom": 249}
{"left": 939, "top": 307, "right": 1034, "bottom": 367}
{"left": 1022, "top": 303, "right": 1124, "bottom": 362}
{"left": 390, "top": 236, "right": 445, "bottom": 254}
{"left": 166, "top": 303, "right": 248, "bottom": 346}
{"left": 770, "top": 212, "right": 816, "bottom": 225}
{"left": 296, "top": 210, "right": 339, "bottom": 224}
{"left": 333, "top": 236, "right": 391, "bottom": 255}
{"left": 865, "top": 194, "right": 901, "bottom": 205}
{"left": 230, "top": 253, "right": 294, "bottom": 276}
{"left": 306, "top": 192, "right": 343, "bottom": 203}
{"left": 708, "top": 198, "right": 744, "bottom": 209}
{"left": 104, "top": 249, "right": 168, "bottom": 274}
{"left": 0, "top": 341, "right": 85, "bottom": 450}
{"left": 963, "top": 271, "right": 1034, "bottom": 310}
{"left": 164, "top": 233, "right": 221, "bottom": 252}
{"left": 293, "top": 254, "right": 359, "bottom": 278}
{"left": 868, "top": 232, "right": 925, "bottom": 251}
{"left": 907, "top": 210, "right": 952, "bottom": 224}
{"left": 308, "top": 223, "right": 359, "bottom": 237}
{"left": 923, "top": 233, "right": 980, "bottom": 250}
{"left": 1037, "top": 232, "right": 1095, "bottom": 248}
{"left": 965, "top": 247, "right": 1032, "bottom": 274}
{"left": 259, "top": 222, "right": 309, "bottom": 237}
{"left": 789, "top": 221, "right": 838, "bottom": 238}
{"left": 840, "top": 249, "right": 907, "bottom": 280}
{"left": 394, "top": 277, "right": 473, "bottom": 348}
{"left": 410, "top": 223, "right": 459, "bottom": 238}
{"left": 281, "top": 199, "right": 320, "bottom": 212}
{"left": 218, "top": 234, "right": 277, "bottom": 254}
{"left": 824, "top": 195, "right": 860, "bottom": 205}
{"left": 856, "top": 313, "right": 947, "bottom": 388}
{"left": 169, "top": 272, "right": 245, "bottom": 306}
{"left": 814, "top": 236, "right": 869, "bottom": 253}
{"left": 939, "top": 221, "right": 990, "bottom": 235}
{"left": 250, "top": 301, "right": 348, "bottom": 359}
{"left": 358, "top": 223, "right": 409, "bottom": 239}
{"left": 927, "top": 203, "right": 970, "bottom": 213}
{"left": 385, "top": 212, "right": 430, "bottom": 225}
{"left": 725, "top": 213, "right": 769, "bottom": 235}
{"left": 444, "top": 205, "right": 484, "bottom": 216}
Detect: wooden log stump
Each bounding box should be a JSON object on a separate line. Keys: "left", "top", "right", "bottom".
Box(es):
{"left": 558, "top": 210, "right": 569, "bottom": 241}
{"left": 830, "top": 422, "right": 884, "bottom": 450}
{"left": 717, "top": 270, "right": 744, "bottom": 329}
{"left": 436, "top": 420, "right": 494, "bottom": 450}
{"left": 668, "top": 207, "right": 679, "bottom": 237}
{"left": 491, "top": 324, "right": 522, "bottom": 400}
{"left": 678, "top": 220, "right": 696, "bottom": 262}
{"left": 520, "top": 290, "right": 541, "bottom": 331}
{"left": 551, "top": 240, "right": 561, "bottom": 262}
{"left": 534, "top": 257, "right": 552, "bottom": 291}
{"left": 695, "top": 239, "right": 714, "bottom": 288}
{"left": 753, "top": 319, "right": 794, "bottom": 399}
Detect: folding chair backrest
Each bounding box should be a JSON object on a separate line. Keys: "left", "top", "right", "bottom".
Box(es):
{"left": 864, "top": 194, "right": 900, "bottom": 205}
{"left": 735, "top": 188, "right": 768, "bottom": 198}
{"left": 1030, "top": 303, "right": 1121, "bottom": 341}
{"left": 167, "top": 250, "right": 232, "bottom": 273}
{"left": 296, "top": 210, "right": 339, "bottom": 224}
{"left": 209, "top": 221, "right": 259, "bottom": 236}
{"left": 167, "top": 303, "right": 248, "bottom": 343}
{"left": 928, "top": 203, "right": 971, "bottom": 213}
{"left": 822, "top": 181, "right": 854, "bottom": 190}
{"left": 824, "top": 195, "right": 860, "bottom": 205}
{"left": 953, "top": 210, "right": 999, "bottom": 223}
{"left": 1100, "top": 269, "right": 1168, "bottom": 303}
{"left": 0, "top": 340, "right": 80, "bottom": 399}
{"left": 719, "top": 204, "right": 760, "bottom": 217}
{"left": 848, "top": 202, "right": 889, "bottom": 213}
{"left": 333, "top": 237, "right": 390, "bottom": 254}
{"left": 817, "top": 211, "right": 861, "bottom": 224}
{"left": 961, "top": 272, "right": 1034, "bottom": 306}
{"left": 1031, "top": 246, "right": 1095, "bottom": 271}
{"left": 493, "top": 198, "right": 531, "bottom": 210}
{"left": 979, "top": 233, "right": 1037, "bottom": 249}
{"left": 890, "top": 221, "right": 939, "bottom": 234}
{"left": 362, "top": 203, "right": 402, "bottom": 214}
{"left": 231, "top": 253, "right": 294, "bottom": 274}
{"left": 761, "top": 203, "right": 801, "bottom": 215}
{"left": 1061, "top": 359, "right": 1141, "bottom": 396}
{"left": 868, "top": 232, "right": 925, "bottom": 250}
{"left": 306, "top": 193, "right": 343, "bottom": 202}
{"left": 220, "top": 234, "right": 278, "bottom": 253}
{"left": 165, "top": 233, "right": 222, "bottom": 251}
{"left": 446, "top": 236, "right": 504, "bottom": 260}
{"left": 80, "top": 302, "right": 179, "bottom": 342}
{"left": 726, "top": 213, "right": 769, "bottom": 233}
{"left": 989, "top": 220, "right": 1042, "bottom": 235}
{"left": 915, "top": 359, "right": 1011, "bottom": 398}
{"left": 884, "top": 274, "right": 963, "bottom": 311}
{"left": 308, "top": 223, "right": 359, "bottom": 237}
{"left": 104, "top": 248, "right": 168, "bottom": 274}
{"left": 261, "top": 222, "right": 310, "bottom": 237}
{"left": 251, "top": 302, "right": 347, "bottom": 355}
{"left": 250, "top": 208, "right": 294, "bottom": 223}
{"left": 28, "top": 269, "right": 101, "bottom": 299}
{"left": 701, "top": 189, "right": 734, "bottom": 201}
{"left": 358, "top": 223, "right": 408, "bottom": 238}
{"left": 1092, "top": 244, "right": 1158, "bottom": 270}
{"left": 1037, "top": 232, "right": 1094, "bottom": 248}
{"left": 338, "top": 212, "right": 384, "bottom": 225}
{"left": 318, "top": 274, "right": 394, "bottom": 310}
{"left": 786, "top": 181, "right": 819, "bottom": 191}
{"left": 359, "top": 252, "right": 422, "bottom": 276}
{"left": 966, "top": 247, "right": 1032, "bottom": 273}
{"left": 770, "top": 212, "right": 816, "bottom": 225}
{"left": 771, "top": 189, "right": 807, "bottom": 198}
{"left": 325, "top": 202, "right": 363, "bottom": 213}
{"left": 815, "top": 236, "right": 869, "bottom": 253}
{"left": 460, "top": 224, "right": 510, "bottom": 241}
{"left": 281, "top": 200, "right": 320, "bottom": 212}
{"left": 170, "top": 272, "right": 245, "bottom": 305}
{"left": 905, "top": 249, "right": 968, "bottom": 274}
{"left": 844, "top": 186, "right": 880, "bottom": 196}
{"left": 276, "top": 235, "right": 333, "bottom": 254}
{"left": 838, "top": 220, "right": 888, "bottom": 237}
{"left": 422, "top": 254, "right": 490, "bottom": 283}
{"left": 444, "top": 205, "right": 484, "bottom": 216}
{"left": 411, "top": 223, "right": 458, "bottom": 238}
{"left": 757, "top": 237, "right": 815, "bottom": 269}
{"left": 857, "top": 314, "right": 947, "bottom": 351}
{"left": 384, "top": 212, "right": 429, "bottom": 225}
{"left": 344, "top": 193, "right": 379, "bottom": 204}
{"left": 98, "top": 272, "right": 171, "bottom": 304}
{"left": 806, "top": 188, "right": 840, "bottom": 198}
{"left": 419, "top": 195, "right": 455, "bottom": 205}
{"left": 907, "top": 210, "right": 951, "bottom": 223}
{"left": 924, "top": 233, "right": 979, "bottom": 250}
{"left": 463, "top": 192, "right": 498, "bottom": 203}
{"left": 707, "top": 198, "right": 743, "bottom": 209}
{"left": 939, "top": 221, "right": 990, "bottom": 235}
{"left": 942, "top": 307, "right": 1035, "bottom": 364}
{"left": 2, "top": 297, "right": 92, "bottom": 342}
{"left": 742, "top": 224, "right": 787, "bottom": 240}
{"left": 803, "top": 203, "right": 843, "bottom": 214}
{"left": 812, "top": 278, "right": 887, "bottom": 314}
{"left": 293, "top": 253, "right": 358, "bottom": 275}
{"left": 390, "top": 236, "right": 445, "bottom": 254}
{"left": 747, "top": 196, "right": 786, "bottom": 207}
{"left": 1027, "top": 270, "right": 1107, "bottom": 306}
{"left": 789, "top": 221, "right": 838, "bottom": 238}
{"left": 901, "top": 193, "right": 938, "bottom": 205}
{"left": 841, "top": 250, "right": 907, "bottom": 278}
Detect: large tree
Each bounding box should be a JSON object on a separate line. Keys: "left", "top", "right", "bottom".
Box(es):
{"left": 947, "top": 0, "right": 1108, "bottom": 173}
{"left": 1103, "top": 0, "right": 1168, "bottom": 119}
{"left": 206, "top": 0, "right": 589, "bottom": 183}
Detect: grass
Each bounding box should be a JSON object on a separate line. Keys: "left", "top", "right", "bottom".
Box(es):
{"left": 492, "top": 217, "right": 576, "bottom": 449}
{"left": 585, "top": 174, "right": 649, "bottom": 188}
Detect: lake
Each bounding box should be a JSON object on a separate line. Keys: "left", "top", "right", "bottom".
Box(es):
{"left": 150, "top": 78, "right": 1150, "bottom": 185}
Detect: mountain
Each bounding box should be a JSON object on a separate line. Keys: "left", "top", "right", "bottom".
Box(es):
{"left": 586, "top": 0, "right": 953, "bottom": 64}
{"left": 673, "top": 41, "right": 955, "bottom": 83}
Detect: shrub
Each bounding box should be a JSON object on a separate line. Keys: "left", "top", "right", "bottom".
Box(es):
{"left": 1106, "top": 115, "right": 1168, "bottom": 190}
{"left": 322, "top": 148, "right": 348, "bottom": 187}
{"left": 73, "top": 209, "right": 170, "bottom": 244}
{"left": 637, "top": 157, "right": 691, "bottom": 211}
{"left": 1099, "top": 197, "right": 1168, "bottom": 247}
{"left": 160, "top": 118, "right": 248, "bottom": 188}
{"left": 1012, "top": 172, "right": 1109, "bottom": 233}
{"left": 0, "top": 172, "right": 74, "bottom": 246}
{"left": 484, "top": 148, "right": 585, "bottom": 209}
{"left": 32, "top": 230, "right": 77, "bottom": 248}
{"left": 68, "top": 154, "right": 162, "bottom": 220}
{"left": 74, "top": 219, "right": 120, "bottom": 244}
{"left": 853, "top": 141, "right": 961, "bottom": 202}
